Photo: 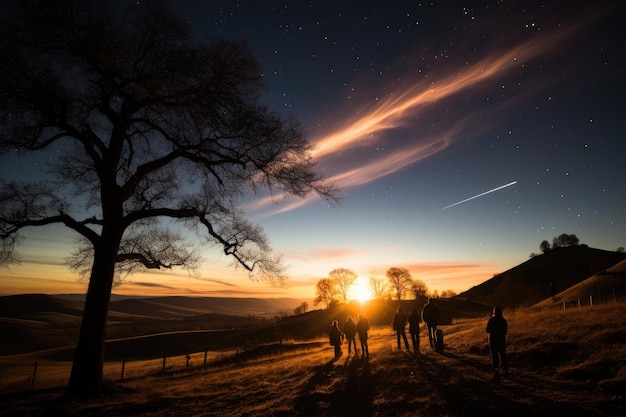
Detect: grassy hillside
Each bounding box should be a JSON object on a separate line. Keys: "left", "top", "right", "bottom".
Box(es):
{"left": 2, "top": 301, "right": 625, "bottom": 416}
{"left": 534, "top": 259, "right": 626, "bottom": 309}
{"left": 457, "top": 246, "right": 626, "bottom": 307}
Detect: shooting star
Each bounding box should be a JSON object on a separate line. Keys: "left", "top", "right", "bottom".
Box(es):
{"left": 443, "top": 181, "right": 517, "bottom": 210}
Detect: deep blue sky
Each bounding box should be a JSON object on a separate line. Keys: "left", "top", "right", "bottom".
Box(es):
{"left": 2, "top": 0, "right": 625, "bottom": 298}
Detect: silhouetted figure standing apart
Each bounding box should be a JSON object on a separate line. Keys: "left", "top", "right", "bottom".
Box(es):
{"left": 356, "top": 314, "right": 370, "bottom": 357}
{"left": 486, "top": 306, "right": 508, "bottom": 374}
{"left": 408, "top": 307, "right": 421, "bottom": 353}
{"left": 549, "top": 282, "right": 556, "bottom": 301}
{"left": 343, "top": 316, "right": 358, "bottom": 355}
{"left": 393, "top": 305, "right": 410, "bottom": 350}
{"left": 329, "top": 320, "right": 343, "bottom": 357}
{"left": 421, "top": 298, "right": 440, "bottom": 350}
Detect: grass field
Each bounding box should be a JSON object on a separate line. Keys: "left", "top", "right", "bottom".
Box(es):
{"left": 1, "top": 300, "right": 625, "bottom": 416}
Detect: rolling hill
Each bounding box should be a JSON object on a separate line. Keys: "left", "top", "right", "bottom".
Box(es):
{"left": 456, "top": 246, "right": 626, "bottom": 307}
{"left": 533, "top": 258, "right": 626, "bottom": 308}
{"left": 0, "top": 295, "right": 309, "bottom": 355}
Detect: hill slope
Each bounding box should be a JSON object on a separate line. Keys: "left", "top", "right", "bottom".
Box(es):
{"left": 534, "top": 259, "right": 626, "bottom": 308}
{"left": 456, "top": 246, "right": 626, "bottom": 307}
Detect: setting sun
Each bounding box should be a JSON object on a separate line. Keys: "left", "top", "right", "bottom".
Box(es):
{"left": 350, "top": 277, "right": 373, "bottom": 302}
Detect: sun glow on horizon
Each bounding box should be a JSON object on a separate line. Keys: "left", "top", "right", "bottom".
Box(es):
{"left": 350, "top": 277, "right": 374, "bottom": 303}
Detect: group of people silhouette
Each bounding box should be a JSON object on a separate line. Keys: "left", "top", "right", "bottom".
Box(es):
{"left": 329, "top": 314, "right": 370, "bottom": 357}
{"left": 392, "top": 298, "right": 440, "bottom": 353}
{"left": 329, "top": 298, "right": 442, "bottom": 357}
{"left": 329, "top": 298, "right": 509, "bottom": 375}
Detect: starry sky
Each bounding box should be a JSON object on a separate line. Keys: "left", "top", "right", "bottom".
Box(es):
{"left": 1, "top": 0, "right": 625, "bottom": 301}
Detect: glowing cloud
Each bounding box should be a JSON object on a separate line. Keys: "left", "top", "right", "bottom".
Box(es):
{"left": 247, "top": 23, "right": 585, "bottom": 216}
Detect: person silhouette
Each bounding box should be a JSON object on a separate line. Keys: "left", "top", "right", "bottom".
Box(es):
{"left": 421, "top": 298, "right": 440, "bottom": 350}
{"left": 343, "top": 316, "right": 358, "bottom": 355}
{"left": 408, "top": 307, "right": 421, "bottom": 353}
{"left": 329, "top": 320, "right": 343, "bottom": 357}
{"left": 356, "top": 314, "right": 370, "bottom": 357}
{"left": 486, "top": 306, "right": 508, "bottom": 375}
{"left": 392, "top": 305, "right": 410, "bottom": 350}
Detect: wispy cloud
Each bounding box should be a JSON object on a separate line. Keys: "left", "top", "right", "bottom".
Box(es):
{"left": 246, "top": 24, "right": 580, "bottom": 217}
{"left": 129, "top": 281, "right": 179, "bottom": 290}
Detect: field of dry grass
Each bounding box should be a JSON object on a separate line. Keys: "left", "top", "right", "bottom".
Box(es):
{"left": 2, "top": 301, "right": 625, "bottom": 416}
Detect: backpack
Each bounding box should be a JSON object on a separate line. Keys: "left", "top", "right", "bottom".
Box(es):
{"left": 434, "top": 329, "right": 444, "bottom": 353}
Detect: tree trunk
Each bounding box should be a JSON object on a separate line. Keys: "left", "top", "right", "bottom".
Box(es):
{"left": 66, "top": 240, "right": 118, "bottom": 398}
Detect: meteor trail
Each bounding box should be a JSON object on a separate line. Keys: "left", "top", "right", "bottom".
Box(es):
{"left": 443, "top": 181, "right": 517, "bottom": 209}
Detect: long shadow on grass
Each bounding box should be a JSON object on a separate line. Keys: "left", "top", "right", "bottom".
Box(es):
{"left": 415, "top": 350, "right": 607, "bottom": 417}
{"left": 292, "top": 354, "right": 376, "bottom": 417}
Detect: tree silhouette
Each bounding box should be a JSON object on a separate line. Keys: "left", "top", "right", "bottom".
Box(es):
{"left": 313, "top": 278, "right": 337, "bottom": 308}
{"left": 410, "top": 278, "right": 428, "bottom": 298}
{"left": 0, "top": 1, "right": 334, "bottom": 397}
{"left": 294, "top": 301, "right": 309, "bottom": 315}
{"left": 552, "top": 233, "right": 580, "bottom": 248}
{"left": 386, "top": 267, "right": 413, "bottom": 300}
{"left": 540, "top": 240, "right": 551, "bottom": 254}
{"left": 368, "top": 276, "right": 388, "bottom": 299}
{"left": 329, "top": 267, "right": 357, "bottom": 304}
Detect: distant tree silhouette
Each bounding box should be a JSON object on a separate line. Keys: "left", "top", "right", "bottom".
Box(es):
{"left": 617, "top": 247, "right": 625, "bottom": 253}
{"left": 314, "top": 278, "right": 337, "bottom": 308}
{"left": 329, "top": 268, "right": 357, "bottom": 303}
{"left": 294, "top": 302, "right": 308, "bottom": 315}
{"left": 410, "top": 278, "right": 428, "bottom": 299}
{"left": 368, "top": 276, "right": 388, "bottom": 299}
{"left": 540, "top": 240, "right": 551, "bottom": 253}
{"left": 386, "top": 267, "right": 413, "bottom": 300}
{"left": 552, "top": 233, "right": 580, "bottom": 248}
{"left": 440, "top": 289, "right": 457, "bottom": 298}
{"left": 0, "top": 0, "right": 335, "bottom": 398}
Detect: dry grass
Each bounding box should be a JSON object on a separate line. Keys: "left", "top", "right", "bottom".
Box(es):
{"left": 2, "top": 302, "right": 626, "bottom": 416}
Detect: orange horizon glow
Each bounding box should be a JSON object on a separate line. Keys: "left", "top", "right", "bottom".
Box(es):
{"left": 0, "top": 255, "right": 504, "bottom": 299}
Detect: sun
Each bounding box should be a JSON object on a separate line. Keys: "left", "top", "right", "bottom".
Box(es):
{"left": 350, "top": 277, "right": 373, "bottom": 303}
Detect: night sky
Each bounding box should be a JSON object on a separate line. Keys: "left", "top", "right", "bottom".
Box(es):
{"left": 1, "top": 0, "right": 625, "bottom": 300}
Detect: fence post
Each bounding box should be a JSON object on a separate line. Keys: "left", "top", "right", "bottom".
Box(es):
{"left": 162, "top": 354, "right": 166, "bottom": 373}
{"left": 590, "top": 295, "right": 593, "bottom": 306}
{"left": 30, "top": 361, "right": 38, "bottom": 390}
{"left": 563, "top": 301, "right": 566, "bottom": 310}
{"left": 204, "top": 350, "right": 208, "bottom": 367}
{"left": 186, "top": 354, "right": 191, "bottom": 368}
{"left": 121, "top": 357, "right": 126, "bottom": 380}
{"left": 578, "top": 298, "right": 581, "bottom": 309}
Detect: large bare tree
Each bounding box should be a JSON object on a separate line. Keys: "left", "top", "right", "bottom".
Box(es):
{"left": 0, "top": 0, "right": 334, "bottom": 397}
{"left": 386, "top": 267, "right": 413, "bottom": 300}
{"left": 329, "top": 267, "right": 357, "bottom": 304}
{"left": 313, "top": 278, "right": 337, "bottom": 309}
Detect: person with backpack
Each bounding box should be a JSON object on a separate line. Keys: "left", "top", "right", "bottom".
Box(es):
{"left": 343, "top": 316, "right": 358, "bottom": 355}
{"left": 329, "top": 320, "right": 343, "bottom": 357}
{"left": 421, "top": 298, "right": 440, "bottom": 350}
{"left": 392, "top": 305, "right": 410, "bottom": 350}
{"left": 486, "top": 306, "right": 508, "bottom": 374}
{"left": 356, "top": 314, "right": 370, "bottom": 357}
{"left": 408, "top": 307, "right": 421, "bottom": 353}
